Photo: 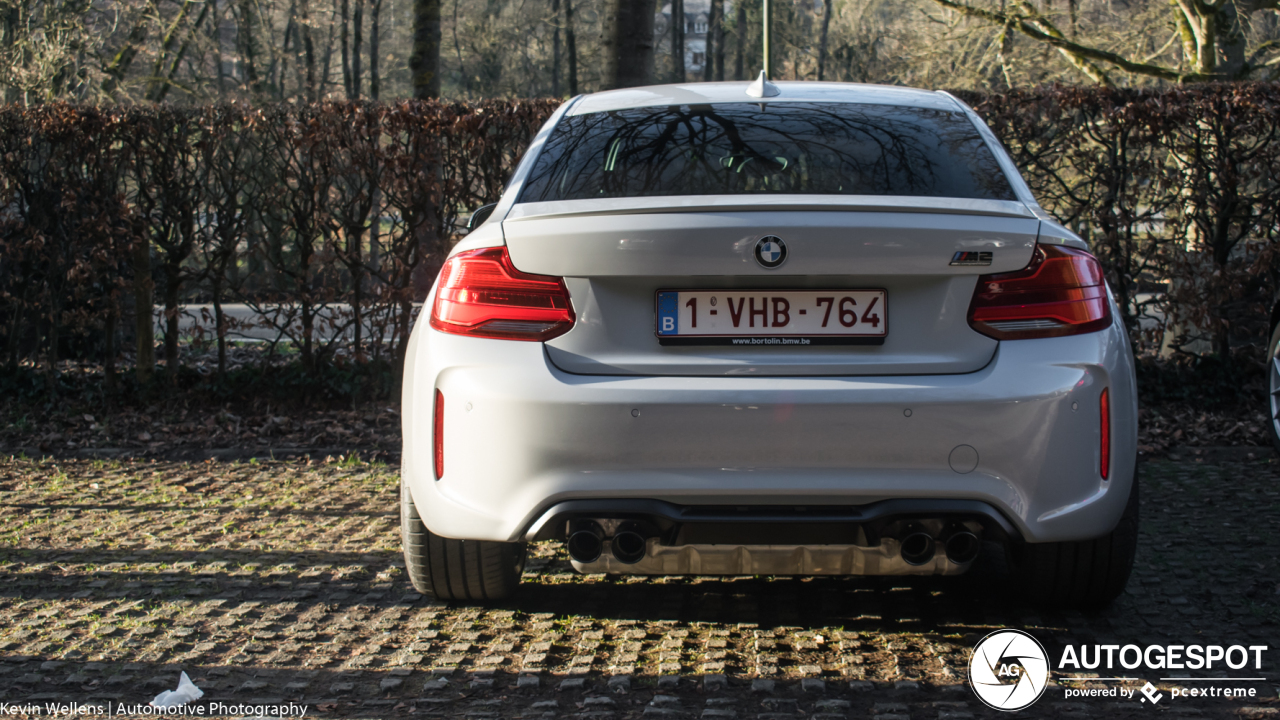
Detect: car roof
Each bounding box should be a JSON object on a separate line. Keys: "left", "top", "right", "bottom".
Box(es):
{"left": 566, "top": 81, "right": 965, "bottom": 116}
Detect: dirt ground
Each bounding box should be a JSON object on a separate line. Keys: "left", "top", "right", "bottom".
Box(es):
{"left": 0, "top": 455, "right": 1278, "bottom": 719}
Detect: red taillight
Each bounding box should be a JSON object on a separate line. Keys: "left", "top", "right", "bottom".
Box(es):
{"left": 430, "top": 247, "right": 575, "bottom": 341}
{"left": 967, "top": 243, "right": 1111, "bottom": 340}
{"left": 433, "top": 389, "right": 444, "bottom": 480}
{"left": 1099, "top": 387, "right": 1110, "bottom": 480}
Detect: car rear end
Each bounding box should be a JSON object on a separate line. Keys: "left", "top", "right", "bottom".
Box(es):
{"left": 400, "top": 82, "right": 1138, "bottom": 607}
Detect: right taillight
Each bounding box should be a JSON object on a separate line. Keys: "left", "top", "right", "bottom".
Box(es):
{"left": 967, "top": 243, "right": 1111, "bottom": 340}
{"left": 430, "top": 246, "right": 575, "bottom": 341}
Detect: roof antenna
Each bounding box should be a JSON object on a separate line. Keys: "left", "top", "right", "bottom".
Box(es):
{"left": 745, "top": 0, "right": 779, "bottom": 98}
{"left": 746, "top": 71, "right": 780, "bottom": 98}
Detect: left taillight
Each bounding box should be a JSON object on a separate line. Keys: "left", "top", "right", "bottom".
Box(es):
{"left": 968, "top": 243, "right": 1111, "bottom": 340}
{"left": 429, "top": 247, "right": 575, "bottom": 341}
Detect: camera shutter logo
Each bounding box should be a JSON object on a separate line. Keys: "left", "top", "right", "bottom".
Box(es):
{"left": 969, "top": 629, "right": 1050, "bottom": 711}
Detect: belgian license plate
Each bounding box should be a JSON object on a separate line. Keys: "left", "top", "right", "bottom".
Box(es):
{"left": 655, "top": 289, "right": 887, "bottom": 346}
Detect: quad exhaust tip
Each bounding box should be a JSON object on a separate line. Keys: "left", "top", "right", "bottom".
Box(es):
{"left": 611, "top": 529, "right": 648, "bottom": 564}
{"left": 567, "top": 523, "right": 604, "bottom": 563}
{"left": 944, "top": 530, "right": 981, "bottom": 565}
{"left": 574, "top": 519, "right": 978, "bottom": 568}
{"left": 899, "top": 532, "right": 936, "bottom": 566}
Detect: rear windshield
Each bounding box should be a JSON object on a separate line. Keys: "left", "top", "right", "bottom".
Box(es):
{"left": 518, "top": 102, "right": 1016, "bottom": 203}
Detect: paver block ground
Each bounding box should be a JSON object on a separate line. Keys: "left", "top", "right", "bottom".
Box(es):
{"left": 0, "top": 455, "right": 1276, "bottom": 717}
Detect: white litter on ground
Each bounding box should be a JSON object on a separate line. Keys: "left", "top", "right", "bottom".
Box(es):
{"left": 151, "top": 671, "right": 204, "bottom": 708}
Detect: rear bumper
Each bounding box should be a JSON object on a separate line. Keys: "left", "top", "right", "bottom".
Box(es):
{"left": 523, "top": 497, "right": 1019, "bottom": 543}
{"left": 401, "top": 317, "right": 1138, "bottom": 546}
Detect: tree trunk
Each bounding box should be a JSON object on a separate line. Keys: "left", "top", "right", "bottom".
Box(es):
{"left": 290, "top": 16, "right": 308, "bottom": 95}
{"left": 410, "top": 0, "right": 442, "bottom": 97}
{"left": 278, "top": 17, "right": 292, "bottom": 98}
{"left": 713, "top": 0, "right": 724, "bottom": 80}
{"left": 351, "top": 260, "right": 365, "bottom": 360}
{"left": 298, "top": 0, "right": 318, "bottom": 99}
{"left": 733, "top": 0, "right": 745, "bottom": 80}
{"left": 1214, "top": 1, "right": 1247, "bottom": 78}
{"left": 212, "top": 0, "right": 228, "bottom": 98}
{"left": 817, "top": 0, "right": 832, "bottom": 80}
{"left": 347, "top": 216, "right": 366, "bottom": 359}
{"left": 340, "top": 0, "right": 352, "bottom": 97}
{"left": 133, "top": 235, "right": 155, "bottom": 385}
{"left": 704, "top": 0, "right": 721, "bottom": 81}
{"left": 369, "top": 0, "right": 381, "bottom": 98}
{"left": 144, "top": 0, "right": 197, "bottom": 100}
{"left": 672, "top": 0, "right": 684, "bottom": 82}
{"left": 393, "top": 299, "right": 412, "bottom": 397}
{"left": 565, "top": 0, "right": 578, "bottom": 94}
{"left": 102, "top": 0, "right": 160, "bottom": 95}
{"left": 5, "top": 286, "right": 27, "bottom": 371}
{"left": 352, "top": 0, "right": 364, "bottom": 97}
{"left": 151, "top": 1, "right": 212, "bottom": 102}
{"left": 237, "top": 0, "right": 263, "bottom": 96}
{"left": 46, "top": 293, "right": 60, "bottom": 394}
{"left": 3, "top": 4, "right": 20, "bottom": 104}
{"left": 214, "top": 286, "right": 227, "bottom": 377}
{"left": 370, "top": 197, "right": 382, "bottom": 274}
{"left": 104, "top": 306, "right": 118, "bottom": 393}
{"left": 600, "top": 0, "right": 657, "bottom": 89}
{"left": 452, "top": 0, "right": 468, "bottom": 96}
{"left": 163, "top": 264, "right": 181, "bottom": 385}
{"left": 552, "top": 0, "right": 561, "bottom": 96}
{"left": 321, "top": 9, "right": 337, "bottom": 96}
{"left": 298, "top": 243, "right": 316, "bottom": 372}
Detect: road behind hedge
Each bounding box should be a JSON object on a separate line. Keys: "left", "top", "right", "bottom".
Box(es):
{"left": 0, "top": 456, "right": 1277, "bottom": 719}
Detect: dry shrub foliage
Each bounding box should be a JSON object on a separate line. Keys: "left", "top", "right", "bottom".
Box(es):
{"left": 3, "top": 87, "right": 1280, "bottom": 398}
{"left": 958, "top": 83, "right": 1280, "bottom": 359}
{"left": 0, "top": 99, "right": 559, "bottom": 393}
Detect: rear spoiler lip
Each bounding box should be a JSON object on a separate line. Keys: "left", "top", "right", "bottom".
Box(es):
{"left": 504, "top": 195, "right": 1037, "bottom": 223}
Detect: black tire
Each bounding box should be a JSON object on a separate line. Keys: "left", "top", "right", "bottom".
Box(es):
{"left": 1015, "top": 470, "right": 1139, "bottom": 610}
{"left": 401, "top": 478, "right": 525, "bottom": 601}
{"left": 1266, "top": 322, "right": 1280, "bottom": 455}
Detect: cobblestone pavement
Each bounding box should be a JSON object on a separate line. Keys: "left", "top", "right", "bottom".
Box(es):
{"left": 1, "top": 455, "right": 1278, "bottom": 719}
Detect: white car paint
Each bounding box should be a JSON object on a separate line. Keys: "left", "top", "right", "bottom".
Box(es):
{"left": 401, "top": 80, "right": 1138, "bottom": 576}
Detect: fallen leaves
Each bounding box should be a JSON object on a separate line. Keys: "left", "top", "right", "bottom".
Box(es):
{"left": 1137, "top": 405, "right": 1271, "bottom": 454}
{"left": 4, "top": 397, "right": 402, "bottom": 460}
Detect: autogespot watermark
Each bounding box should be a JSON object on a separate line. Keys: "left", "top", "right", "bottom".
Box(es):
{"left": 968, "top": 630, "right": 1271, "bottom": 712}
{"left": 969, "top": 629, "right": 1051, "bottom": 711}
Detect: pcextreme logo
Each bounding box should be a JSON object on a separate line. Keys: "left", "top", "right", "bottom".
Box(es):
{"left": 968, "top": 629, "right": 1051, "bottom": 711}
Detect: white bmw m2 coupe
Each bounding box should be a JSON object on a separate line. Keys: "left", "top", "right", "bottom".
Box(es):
{"left": 400, "top": 80, "right": 1139, "bottom": 609}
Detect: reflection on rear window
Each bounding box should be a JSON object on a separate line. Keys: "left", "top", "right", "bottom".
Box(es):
{"left": 518, "top": 102, "right": 1016, "bottom": 203}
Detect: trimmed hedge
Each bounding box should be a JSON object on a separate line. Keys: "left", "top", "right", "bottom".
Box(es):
{"left": 2, "top": 86, "right": 1279, "bottom": 394}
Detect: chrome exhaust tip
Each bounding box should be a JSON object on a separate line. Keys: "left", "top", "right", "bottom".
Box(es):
{"left": 943, "top": 530, "right": 981, "bottom": 565}
{"left": 899, "top": 532, "right": 936, "bottom": 566}
{"left": 567, "top": 523, "right": 604, "bottom": 563}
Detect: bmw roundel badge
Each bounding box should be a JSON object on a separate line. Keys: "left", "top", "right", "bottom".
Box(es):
{"left": 755, "top": 236, "right": 787, "bottom": 269}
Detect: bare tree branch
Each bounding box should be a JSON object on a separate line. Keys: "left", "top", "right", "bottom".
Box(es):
{"left": 929, "top": 0, "right": 1219, "bottom": 82}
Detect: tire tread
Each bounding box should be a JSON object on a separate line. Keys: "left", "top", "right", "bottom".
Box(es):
{"left": 401, "top": 479, "right": 524, "bottom": 601}
{"left": 1018, "top": 472, "right": 1139, "bottom": 610}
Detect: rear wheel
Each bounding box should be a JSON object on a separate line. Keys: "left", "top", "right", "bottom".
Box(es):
{"left": 1267, "top": 322, "right": 1280, "bottom": 455}
{"left": 1016, "top": 471, "right": 1139, "bottom": 610}
{"left": 401, "top": 478, "right": 525, "bottom": 601}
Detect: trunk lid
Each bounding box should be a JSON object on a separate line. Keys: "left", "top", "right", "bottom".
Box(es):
{"left": 502, "top": 196, "right": 1039, "bottom": 377}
